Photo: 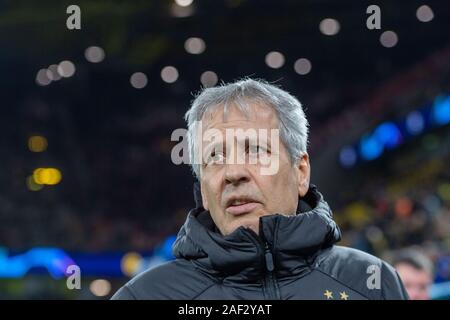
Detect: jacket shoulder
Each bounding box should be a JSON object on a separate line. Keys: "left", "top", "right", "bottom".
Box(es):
{"left": 111, "top": 259, "right": 216, "bottom": 300}
{"left": 316, "top": 245, "right": 408, "bottom": 300}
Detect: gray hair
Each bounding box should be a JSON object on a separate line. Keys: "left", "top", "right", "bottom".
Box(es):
{"left": 392, "top": 249, "right": 434, "bottom": 275}
{"left": 184, "top": 78, "right": 309, "bottom": 178}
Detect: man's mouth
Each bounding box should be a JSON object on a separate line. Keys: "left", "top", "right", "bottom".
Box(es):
{"left": 225, "top": 198, "right": 261, "bottom": 215}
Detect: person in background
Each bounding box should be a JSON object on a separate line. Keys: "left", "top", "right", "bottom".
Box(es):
{"left": 393, "top": 249, "right": 434, "bottom": 300}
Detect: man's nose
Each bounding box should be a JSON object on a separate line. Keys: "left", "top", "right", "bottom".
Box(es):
{"left": 224, "top": 163, "right": 251, "bottom": 186}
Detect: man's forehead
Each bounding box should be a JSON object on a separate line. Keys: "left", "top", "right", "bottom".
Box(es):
{"left": 202, "top": 102, "right": 277, "bottom": 130}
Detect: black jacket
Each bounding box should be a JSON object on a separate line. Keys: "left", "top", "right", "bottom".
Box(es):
{"left": 112, "top": 185, "right": 408, "bottom": 300}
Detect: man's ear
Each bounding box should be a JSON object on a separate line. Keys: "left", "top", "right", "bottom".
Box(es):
{"left": 297, "top": 153, "right": 311, "bottom": 198}
{"left": 200, "top": 180, "right": 209, "bottom": 210}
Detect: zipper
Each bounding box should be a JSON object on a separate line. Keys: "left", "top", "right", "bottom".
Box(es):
{"left": 243, "top": 226, "right": 281, "bottom": 299}
{"left": 263, "top": 242, "right": 281, "bottom": 299}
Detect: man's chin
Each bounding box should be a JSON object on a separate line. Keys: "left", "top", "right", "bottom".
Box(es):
{"left": 224, "top": 216, "right": 261, "bottom": 235}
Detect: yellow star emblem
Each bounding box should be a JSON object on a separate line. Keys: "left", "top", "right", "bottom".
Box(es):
{"left": 324, "top": 290, "right": 333, "bottom": 299}
{"left": 340, "top": 291, "right": 349, "bottom": 300}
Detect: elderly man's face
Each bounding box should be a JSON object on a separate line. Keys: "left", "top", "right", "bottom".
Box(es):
{"left": 199, "top": 102, "right": 310, "bottom": 236}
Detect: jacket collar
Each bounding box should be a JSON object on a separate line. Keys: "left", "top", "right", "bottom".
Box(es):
{"left": 173, "top": 184, "right": 341, "bottom": 281}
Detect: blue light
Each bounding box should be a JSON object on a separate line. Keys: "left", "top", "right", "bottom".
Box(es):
{"left": 406, "top": 111, "right": 425, "bottom": 135}
{"left": 360, "top": 134, "right": 383, "bottom": 161}
{"left": 374, "top": 122, "right": 403, "bottom": 149}
{"left": 0, "top": 243, "right": 178, "bottom": 279}
{"left": 430, "top": 281, "right": 450, "bottom": 300}
{"left": 433, "top": 95, "right": 450, "bottom": 125}
{"left": 339, "top": 146, "right": 357, "bottom": 168}
{"left": 0, "top": 247, "right": 75, "bottom": 279}
{"left": 156, "top": 235, "right": 177, "bottom": 261}
{"left": 344, "top": 93, "right": 449, "bottom": 167}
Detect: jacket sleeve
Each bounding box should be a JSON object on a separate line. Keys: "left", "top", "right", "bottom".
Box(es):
{"left": 381, "top": 261, "right": 409, "bottom": 300}
{"left": 111, "top": 285, "right": 137, "bottom": 300}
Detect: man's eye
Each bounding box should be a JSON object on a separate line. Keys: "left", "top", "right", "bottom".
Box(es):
{"left": 248, "top": 145, "right": 269, "bottom": 154}
{"left": 205, "top": 151, "right": 225, "bottom": 165}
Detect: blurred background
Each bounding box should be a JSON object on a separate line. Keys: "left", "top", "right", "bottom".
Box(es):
{"left": 0, "top": 0, "right": 449, "bottom": 299}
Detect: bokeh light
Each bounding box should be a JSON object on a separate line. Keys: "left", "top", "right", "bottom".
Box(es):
{"left": 36, "top": 68, "right": 51, "bottom": 86}
{"left": 406, "top": 111, "right": 425, "bottom": 135}
{"left": 57, "top": 60, "right": 76, "bottom": 78}
{"left": 130, "top": 72, "right": 148, "bottom": 89}
{"left": 161, "top": 66, "right": 179, "bottom": 83}
{"left": 90, "top": 279, "right": 111, "bottom": 297}
{"left": 200, "top": 71, "right": 218, "bottom": 87}
{"left": 339, "top": 146, "right": 357, "bottom": 168}
{"left": 294, "top": 58, "right": 312, "bottom": 75}
{"left": 46, "top": 64, "right": 61, "bottom": 81}
{"left": 85, "top": 46, "right": 105, "bottom": 63}
{"left": 175, "top": 0, "right": 193, "bottom": 7}
{"left": 26, "top": 175, "right": 44, "bottom": 191}
{"left": 33, "top": 168, "right": 62, "bottom": 185}
{"left": 416, "top": 5, "right": 434, "bottom": 22}
{"left": 319, "top": 18, "right": 340, "bottom": 36}
{"left": 121, "top": 252, "right": 143, "bottom": 277}
{"left": 380, "top": 31, "right": 398, "bottom": 48}
{"left": 28, "top": 135, "right": 48, "bottom": 152}
{"left": 265, "top": 51, "right": 285, "bottom": 69}
{"left": 184, "top": 37, "right": 206, "bottom": 54}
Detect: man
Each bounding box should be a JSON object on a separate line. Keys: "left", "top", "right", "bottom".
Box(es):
{"left": 393, "top": 249, "right": 434, "bottom": 300}
{"left": 112, "top": 79, "right": 408, "bottom": 300}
